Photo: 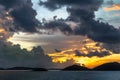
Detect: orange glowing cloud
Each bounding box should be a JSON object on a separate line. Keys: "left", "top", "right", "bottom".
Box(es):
{"left": 0, "top": 27, "right": 13, "bottom": 43}
{"left": 6, "top": 36, "right": 13, "bottom": 42}
{"left": 103, "top": 4, "right": 120, "bottom": 12}
{"left": 0, "top": 27, "right": 7, "bottom": 34}
{"left": 48, "top": 39, "right": 120, "bottom": 69}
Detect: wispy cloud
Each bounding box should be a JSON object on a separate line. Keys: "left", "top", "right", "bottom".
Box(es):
{"left": 103, "top": 4, "right": 120, "bottom": 12}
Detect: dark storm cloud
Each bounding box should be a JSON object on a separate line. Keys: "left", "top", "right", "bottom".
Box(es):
{"left": 42, "top": 19, "right": 72, "bottom": 34}
{"left": 74, "top": 50, "right": 111, "bottom": 57}
{"left": 0, "top": 41, "right": 74, "bottom": 68}
{"left": 40, "top": 0, "right": 102, "bottom": 11}
{"left": 0, "top": 0, "right": 39, "bottom": 32}
{"left": 74, "top": 50, "right": 85, "bottom": 56}
{"left": 0, "top": 0, "right": 24, "bottom": 8}
{"left": 86, "top": 51, "right": 111, "bottom": 57}
{"left": 10, "top": 5, "right": 39, "bottom": 32}
{"left": 0, "top": 41, "right": 54, "bottom": 68}
{"left": 74, "top": 20, "right": 120, "bottom": 43}
{"left": 40, "top": 0, "right": 120, "bottom": 43}
{"left": 103, "top": 43, "right": 120, "bottom": 53}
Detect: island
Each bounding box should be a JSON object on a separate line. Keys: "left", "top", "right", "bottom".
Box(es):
{"left": 62, "top": 65, "right": 90, "bottom": 71}
{"left": 5, "top": 67, "right": 48, "bottom": 71}
{"left": 93, "top": 62, "right": 120, "bottom": 71}
{"left": 62, "top": 62, "right": 120, "bottom": 71}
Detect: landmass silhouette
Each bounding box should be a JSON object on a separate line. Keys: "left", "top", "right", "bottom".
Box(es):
{"left": 62, "top": 62, "right": 120, "bottom": 71}
{"left": 0, "top": 62, "right": 120, "bottom": 71}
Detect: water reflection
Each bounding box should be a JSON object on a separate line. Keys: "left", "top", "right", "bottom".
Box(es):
{"left": 0, "top": 71, "right": 120, "bottom": 80}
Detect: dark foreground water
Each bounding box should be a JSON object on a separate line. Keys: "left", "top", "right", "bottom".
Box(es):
{"left": 0, "top": 71, "right": 120, "bottom": 80}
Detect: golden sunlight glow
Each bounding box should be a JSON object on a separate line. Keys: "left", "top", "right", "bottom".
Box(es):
{"left": 103, "top": 4, "right": 120, "bottom": 12}
{"left": 8, "top": 39, "right": 34, "bottom": 51}
{"left": 6, "top": 36, "right": 13, "bottom": 42}
{"left": 48, "top": 39, "right": 119, "bottom": 69}
{"left": 8, "top": 32, "right": 37, "bottom": 50}
{"left": 0, "top": 27, "right": 13, "bottom": 43}
{"left": 0, "top": 27, "right": 7, "bottom": 34}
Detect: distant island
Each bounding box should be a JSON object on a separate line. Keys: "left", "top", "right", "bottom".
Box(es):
{"left": 0, "top": 62, "right": 120, "bottom": 71}
{"left": 93, "top": 62, "right": 120, "bottom": 71}
{"left": 0, "top": 67, "right": 47, "bottom": 71}
{"left": 62, "top": 62, "right": 120, "bottom": 71}
{"left": 62, "top": 65, "right": 90, "bottom": 71}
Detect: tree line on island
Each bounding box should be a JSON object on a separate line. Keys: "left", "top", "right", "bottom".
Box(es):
{"left": 0, "top": 62, "right": 120, "bottom": 71}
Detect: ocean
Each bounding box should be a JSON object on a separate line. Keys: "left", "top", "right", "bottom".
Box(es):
{"left": 0, "top": 71, "right": 120, "bottom": 80}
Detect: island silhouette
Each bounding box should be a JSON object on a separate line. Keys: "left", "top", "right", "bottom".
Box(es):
{"left": 62, "top": 62, "right": 120, "bottom": 71}
{"left": 0, "top": 67, "right": 47, "bottom": 71}
{"left": 0, "top": 62, "right": 120, "bottom": 71}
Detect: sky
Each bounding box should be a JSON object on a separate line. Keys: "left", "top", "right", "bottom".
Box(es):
{"left": 0, "top": 0, "right": 120, "bottom": 69}
{"left": 10, "top": 0, "right": 120, "bottom": 52}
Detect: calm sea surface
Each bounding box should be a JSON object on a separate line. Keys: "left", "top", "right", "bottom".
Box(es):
{"left": 0, "top": 71, "right": 120, "bottom": 80}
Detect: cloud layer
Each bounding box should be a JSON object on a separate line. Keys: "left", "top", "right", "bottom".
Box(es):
{"left": 0, "top": 0, "right": 39, "bottom": 32}
{"left": 1, "top": 0, "right": 120, "bottom": 43}
{"left": 40, "top": 0, "right": 120, "bottom": 43}
{"left": 0, "top": 41, "right": 51, "bottom": 68}
{"left": 0, "top": 0, "right": 120, "bottom": 68}
{"left": 103, "top": 4, "right": 120, "bottom": 12}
